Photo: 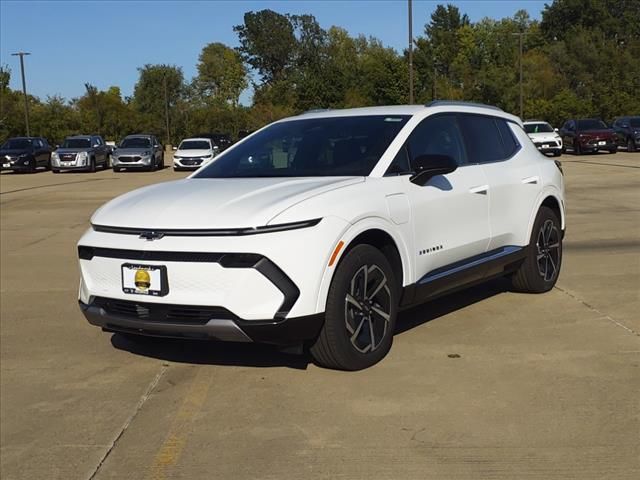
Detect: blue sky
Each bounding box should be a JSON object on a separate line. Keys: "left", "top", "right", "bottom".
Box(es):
{"left": 0, "top": 0, "right": 547, "bottom": 104}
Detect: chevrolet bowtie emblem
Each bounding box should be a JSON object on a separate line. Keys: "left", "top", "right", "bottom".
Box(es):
{"left": 139, "top": 231, "right": 164, "bottom": 241}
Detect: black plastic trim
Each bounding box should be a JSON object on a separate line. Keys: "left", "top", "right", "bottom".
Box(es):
{"left": 92, "top": 218, "right": 321, "bottom": 237}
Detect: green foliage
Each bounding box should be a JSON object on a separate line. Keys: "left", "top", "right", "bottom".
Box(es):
{"left": 1, "top": 1, "right": 638, "bottom": 144}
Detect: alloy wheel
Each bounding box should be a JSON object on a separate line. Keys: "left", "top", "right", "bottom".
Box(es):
{"left": 344, "top": 264, "right": 391, "bottom": 353}
{"left": 536, "top": 219, "right": 560, "bottom": 282}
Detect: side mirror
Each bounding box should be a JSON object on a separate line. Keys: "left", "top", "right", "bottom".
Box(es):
{"left": 554, "top": 128, "right": 559, "bottom": 132}
{"left": 410, "top": 154, "right": 458, "bottom": 186}
{"left": 213, "top": 145, "right": 220, "bottom": 151}
{"left": 172, "top": 146, "right": 178, "bottom": 151}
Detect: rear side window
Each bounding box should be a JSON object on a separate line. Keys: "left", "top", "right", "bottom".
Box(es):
{"left": 459, "top": 114, "right": 518, "bottom": 164}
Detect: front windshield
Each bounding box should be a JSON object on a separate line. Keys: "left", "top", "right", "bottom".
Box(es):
{"left": 630, "top": 118, "right": 640, "bottom": 128}
{"left": 1, "top": 139, "right": 32, "bottom": 150}
{"left": 120, "top": 137, "right": 150, "bottom": 148}
{"left": 62, "top": 138, "right": 91, "bottom": 148}
{"left": 194, "top": 115, "right": 410, "bottom": 178}
{"left": 524, "top": 123, "right": 553, "bottom": 134}
{"left": 577, "top": 119, "right": 607, "bottom": 130}
{"left": 180, "top": 140, "right": 211, "bottom": 150}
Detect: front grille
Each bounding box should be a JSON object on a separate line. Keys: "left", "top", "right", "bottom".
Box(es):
{"left": 181, "top": 159, "right": 202, "bottom": 166}
{"left": 92, "top": 296, "right": 237, "bottom": 325}
{"left": 60, "top": 153, "right": 76, "bottom": 161}
{"left": 118, "top": 156, "right": 141, "bottom": 163}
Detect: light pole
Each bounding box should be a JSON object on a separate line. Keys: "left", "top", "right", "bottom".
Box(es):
{"left": 408, "top": 0, "right": 414, "bottom": 104}
{"left": 11, "top": 51, "right": 31, "bottom": 136}
{"left": 163, "top": 75, "right": 171, "bottom": 146}
{"left": 512, "top": 33, "right": 527, "bottom": 119}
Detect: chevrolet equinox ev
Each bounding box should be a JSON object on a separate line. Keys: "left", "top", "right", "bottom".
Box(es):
{"left": 77, "top": 102, "right": 565, "bottom": 370}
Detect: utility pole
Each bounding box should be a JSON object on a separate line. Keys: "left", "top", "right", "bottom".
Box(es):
{"left": 163, "top": 75, "right": 171, "bottom": 146}
{"left": 11, "top": 51, "right": 31, "bottom": 136}
{"left": 408, "top": 0, "right": 414, "bottom": 104}
{"left": 512, "top": 32, "right": 527, "bottom": 119}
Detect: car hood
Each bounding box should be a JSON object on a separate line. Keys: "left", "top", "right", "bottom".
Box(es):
{"left": 578, "top": 129, "right": 615, "bottom": 137}
{"left": 1, "top": 149, "right": 32, "bottom": 156}
{"left": 528, "top": 132, "right": 560, "bottom": 141}
{"left": 56, "top": 148, "right": 91, "bottom": 154}
{"left": 114, "top": 148, "right": 150, "bottom": 155}
{"left": 92, "top": 176, "right": 364, "bottom": 229}
{"left": 174, "top": 149, "right": 212, "bottom": 157}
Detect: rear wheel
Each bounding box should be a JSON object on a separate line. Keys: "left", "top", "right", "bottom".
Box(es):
{"left": 574, "top": 140, "right": 582, "bottom": 155}
{"left": 511, "top": 206, "right": 562, "bottom": 293}
{"left": 310, "top": 244, "right": 398, "bottom": 370}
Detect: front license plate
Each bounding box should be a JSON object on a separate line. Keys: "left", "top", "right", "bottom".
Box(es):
{"left": 2, "top": 163, "right": 9, "bottom": 168}
{"left": 121, "top": 263, "right": 169, "bottom": 296}
{"left": 598, "top": 141, "right": 606, "bottom": 146}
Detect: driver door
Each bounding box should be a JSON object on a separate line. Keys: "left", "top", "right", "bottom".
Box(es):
{"left": 401, "top": 114, "right": 491, "bottom": 288}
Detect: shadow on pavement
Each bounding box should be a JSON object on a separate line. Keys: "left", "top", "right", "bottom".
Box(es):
{"left": 111, "top": 277, "right": 510, "bottom": 369}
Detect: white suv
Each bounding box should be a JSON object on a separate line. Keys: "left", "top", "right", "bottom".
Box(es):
{"left": 524, "top": 120, "right": 563, "bottom": 156}
{"left": 78, "top": 102, "right": 565, "bottom": 370}
{"left": 173, "top": 137, "right": 218, "bottom": 171}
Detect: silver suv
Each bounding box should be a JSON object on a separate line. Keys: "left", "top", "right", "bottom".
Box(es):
{"left": 111, "top": 135, "right": 164, "bottom": 172}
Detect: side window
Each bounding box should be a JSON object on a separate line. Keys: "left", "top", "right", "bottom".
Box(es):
{"left": 385, "top": 146, "right": 411, "bottom": 176}
{"left": 496, "top": 120, "right": 520, "bottom": 158}
{"left": 458, "top": 114, "right": 509, "bottom": 164}
{"left": 406, "top": 114, "right": 467, "bottom": 169}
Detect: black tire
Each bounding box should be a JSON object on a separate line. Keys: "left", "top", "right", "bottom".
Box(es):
{"left": 310, "top": 244, "right": 399, "bottom": 371}
{"left": 574, "top": 140, "right": 582, "bottom": 155}
{"left": 608, "top": 148, "right": 617, "bottom": 154}
{"left": 553, "top": 150, "right": 561, "bottom": 157}
{"left": 52, "top": 169, "right": 60, "bottom": 174}
{"left": 89, "top": 158, "right": 96, "bottom": 173}
{"left": 511, "top": 206, "right": 562, "bottom": 293}
{"left": 149, "top": 156, "right": 157, "bottom": 172}
{"left": 28, "top": 160, "right": 37, "bottom": 173}
{"left": 628, "top": 138, "right": 637, "bottom": 152}
{"left": 45, "top": 157, "right": 52, "bottom": 170}
{"left": 113, "top": 166, "right": 122, "bottom": 173}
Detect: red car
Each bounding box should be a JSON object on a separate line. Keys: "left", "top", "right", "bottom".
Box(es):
{"left": 559, "top": 118, "right": 617, "bottom": 155}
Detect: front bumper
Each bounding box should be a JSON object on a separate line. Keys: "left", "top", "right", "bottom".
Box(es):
{"left": 579, "top": 139, "right": 617, "bottom": 151}
{"left": 173, "top": 158, "right": 208, "bottom": 169}
{"left": 79, "top": 298, "right": 323, "bottom": 344}
{"left": 113, "top": 157, "right": 152, "bottom": 169}
{"left": 1, "top": 159, "right": 34, "bottom": 171}
{"left": 533, "top": 142, "right": 562, "bottom": 153}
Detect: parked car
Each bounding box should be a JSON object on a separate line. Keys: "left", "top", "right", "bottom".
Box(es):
{"left": 611, "top": 116, "right": 640, "bottom": 152}
{"left": 173, "top": 137, "right": 218, "bottom": 171}
{"left": 559, "top": 118, "right": 617, "bottom": 155}
{"left": 51, "top": 135, "right": 110, "bottom": 173}
{"left": 78, "top": 102, "right": 565, "bottom": 370}
{"left": 523, "top": 121, "right": 562, "bottom": 157}
{"left": 194, "top": 133, "right": 234, "bottom": 152}
{"left": 111, "top": 134, "right": 164, "bottom": 172}
{"left": 1, "top": 137, "right": 52, "bottom": 173}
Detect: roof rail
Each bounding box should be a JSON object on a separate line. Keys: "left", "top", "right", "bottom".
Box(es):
{"left": 426, "top": 100, "right": 503, "bottom": 112}
{"left": 302, "top": 108, "right": 331, "bottom": 114}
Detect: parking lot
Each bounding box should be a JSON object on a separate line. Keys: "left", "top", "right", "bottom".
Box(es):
{"left": 1, "top": 153, "right": 638, "bottom": 479}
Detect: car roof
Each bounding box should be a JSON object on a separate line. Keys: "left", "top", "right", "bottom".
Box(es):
{"left": 290, "top": 103, "right": 521, "bottom": 125}
{"left": 181, "top": 138, "right": 211, "bottom": 142}
{"left": 124, "top": 134, "right": 153, "bottom": 138}
{"left": 523, "top": 120, "right": 550, "bottom": 124}
{"left": 67, "top": 135, "right": 93, "bottom": 139}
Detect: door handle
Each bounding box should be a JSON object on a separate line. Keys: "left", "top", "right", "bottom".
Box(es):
{"left": 521, "top": 176, "right": 539, "bottom": 185}
{"left": 469, "top": 185, "right": 489, "bottom": 195}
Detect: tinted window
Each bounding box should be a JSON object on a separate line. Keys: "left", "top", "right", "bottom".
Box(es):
{"left": 62, "top": 138, "right": 91, "bottom": 148}
{"left": 524, "top": 122, "right": 553, "bottom": 134}
{"left": 195, "top": 115, "right": 410, "bottom": 178}
{"left": 1, "top": 139, "right": 32, "bottom": 150}
{"left": 385, "top": 146, "right": 411, "bottom": 176}
{"left": 180, "top": 140, "right": 211, "bottom": 150}
{"left": 630, "top": 118, "right": 640, "bottom": 128}
{"left": 459, "top": 115, "right": 509, "bottom": 163}
{"left": 406, "top": 114, "right": 466, "bottom": 168}
{"left": 121, "top": 137, "right": 151, "bottom": 148}
{"left": 577, "top": 119, "right": 607, "bottom": 130}
{"left": 496, "top": 120, "right": 520, "bottom": 157}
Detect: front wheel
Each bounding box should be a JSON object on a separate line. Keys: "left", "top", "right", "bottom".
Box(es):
{"left": 628, "top": 138, "right": 637, "bottom": 152}
{"left": 608, "top": 148, "right": 617, "bottom": 154}
{"left": 310, "top": 244, "right": 398, "bottom": 370}
{"left": 511, "top": 206, "right": 562, "bottom": 293}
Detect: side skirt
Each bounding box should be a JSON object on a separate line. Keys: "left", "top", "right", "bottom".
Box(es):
{"left": 400, "top": 246, "right": 527, "bottom": 308}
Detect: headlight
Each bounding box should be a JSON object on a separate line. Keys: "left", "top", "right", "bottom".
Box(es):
{"left": 173, "top": 155, "right": 181, "bottom": 160}
{"left": 142, "top": 151, "right": 151, "bottom": 157}
{"left": 203, "top": 154, "right": 213, "bottom": 159}
{"left": 77, "top": 151, "right": 88, "bottom": 160}
{"left": 51, "top": 152, "right": 59, "bottom": 160}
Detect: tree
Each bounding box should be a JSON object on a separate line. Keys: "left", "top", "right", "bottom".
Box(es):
{"left": 195, "top": 42, "right": 247, "bottom": 106}
{"left": 234, "top": 10, "right": 297, "bottom": 84}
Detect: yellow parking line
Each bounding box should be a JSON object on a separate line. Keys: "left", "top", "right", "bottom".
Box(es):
{"left": 146, "top": 367, "right": 213, "bottom": 480}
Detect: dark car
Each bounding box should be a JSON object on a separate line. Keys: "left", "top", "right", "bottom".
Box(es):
{"left": 51, "top": 135, "right": 110, "bottom": 173}
{"left": 559, "top": 119, "right": 617, "bottom": 155}
{"left": 194, "top": 133, "right": 233, "bottom": 152}
{"left": 612, "top": 116, "right": 640, "bottom": 152}
{"left": 1, "top": 137, "right": 52, "bottom": 173}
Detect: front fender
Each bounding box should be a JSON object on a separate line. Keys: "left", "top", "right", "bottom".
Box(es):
{"left": 314, "top": 216, "right": 413, "bottom": 313}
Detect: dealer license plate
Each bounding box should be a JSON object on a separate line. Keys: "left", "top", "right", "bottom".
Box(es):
{"left": 2, "top": 163, "right": 9, "bottom": 168}
{"left": 121, "top": 263, "right": 168, "bottom": 296}
{"left": 598, "top": 141, "right": 606, "bottom": 146}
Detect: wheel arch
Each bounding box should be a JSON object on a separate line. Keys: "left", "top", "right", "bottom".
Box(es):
{"left": 526, "top": 189, "right": 565, "bottom": 242}
{"left": 314, "top": 218, "right": 412, "bottom": 313}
